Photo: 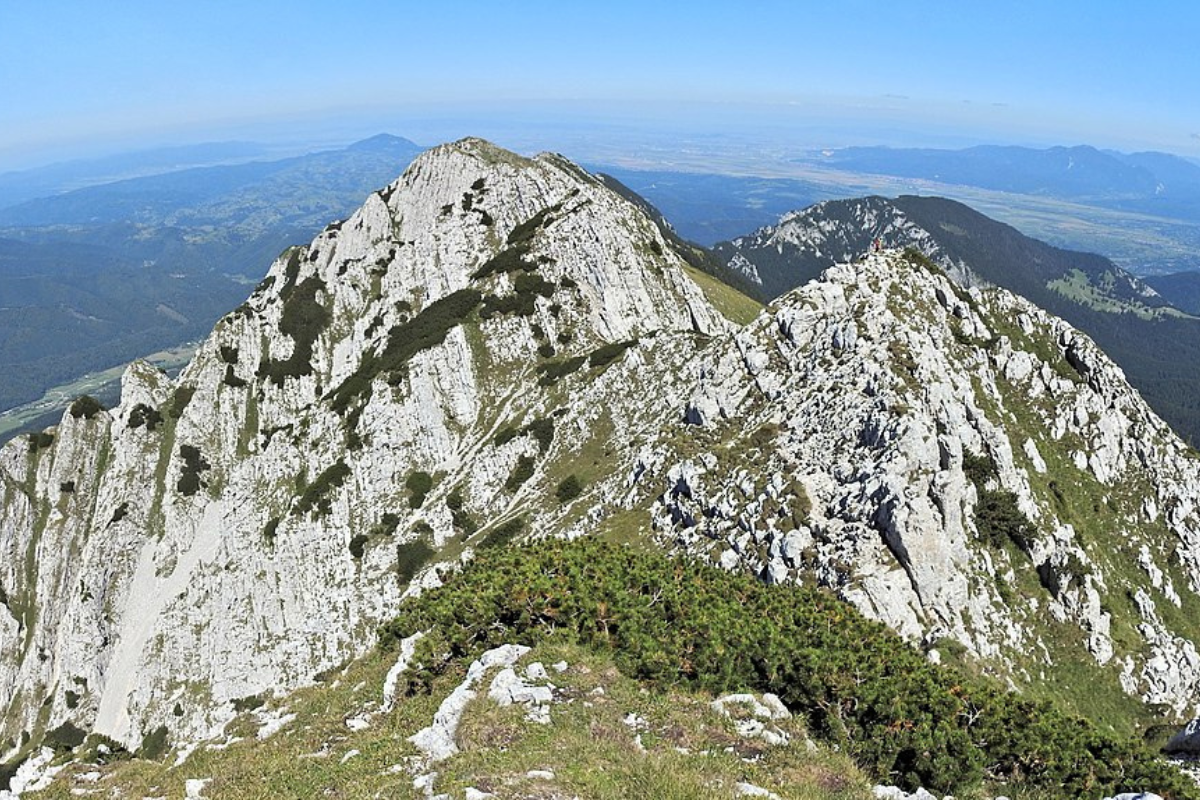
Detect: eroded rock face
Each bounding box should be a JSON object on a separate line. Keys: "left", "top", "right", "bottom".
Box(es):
{"left": 4, "top": 139, "right": 1200, "bottom": 760}
{"left": 640, "top": 251, "right": 1200, "bottom": 719}
{"left": 0, "top": 138, "right": 725, "bottom": 751}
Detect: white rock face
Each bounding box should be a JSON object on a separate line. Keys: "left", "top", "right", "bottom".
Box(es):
{"left": 641, "top": 251, "right": 1200, "bottom": 717}
{"left": 409, "top": 644, "right": 530, "bottom": 762}
{"left": 0, "top": 138, "right": 726, "bottom": 750}
{"left": 4, "top": 138, "right": 1200, "bottom": 764}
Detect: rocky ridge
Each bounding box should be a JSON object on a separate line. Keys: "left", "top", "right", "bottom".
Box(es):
{"left": 3, "top": 139, "right": 1200, "bottom": 778}
{"left": 0, "top": 137, "right": 725, "bottom": 756}
{"left": 637, "top": 247, "right": 1200, "bottom": 723}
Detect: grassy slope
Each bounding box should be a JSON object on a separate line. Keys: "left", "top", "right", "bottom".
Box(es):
{"left": 28, "top": 641, "right": 872, "bottom": 800}
{"left": 683, "top": 264, "right": 764, "bottom": 326}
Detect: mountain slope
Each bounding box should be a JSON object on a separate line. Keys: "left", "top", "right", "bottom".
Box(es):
{"left": 715, "top": 195, "right": 1200, "bottom": 444}
{"left": 0, "top": 137, "right": 727, "bottom": 759}
{"left": 0, "top": 135, "right": 424, "bottom": 230}
{"left": 0, "top": 135, "right": 425, "bottom": 419}
{"left": 4, "top": 141, "right": 1200, "bottom": 795}
{"left": 1146, "top": 270, "right": 1200, "bottom": 315}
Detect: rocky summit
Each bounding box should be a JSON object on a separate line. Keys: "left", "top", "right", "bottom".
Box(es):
{"left": 3, "top": 139, "right": 1200, "bottom": 794}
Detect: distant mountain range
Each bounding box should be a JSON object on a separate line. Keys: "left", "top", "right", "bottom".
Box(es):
{"left": 0, "top": 141, "right": 278, "bottom": 209}
{"left": 813, "top": 144, "right": 1200, "bottom": 217}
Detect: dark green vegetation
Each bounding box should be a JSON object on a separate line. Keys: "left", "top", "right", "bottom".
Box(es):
{"left": 472, "top": 204, "right": 568, "bottom": 319}
{"left": 588, "top": 339, "right": 637, "bottom": 369}
{"left": 0, "top": 135, "right": 424, "bottom": 421}
{"left": 445, "top": 488, "right": 478, "bottom": 535}
{"left": 494, "top": 415, "right": 556, "bottom": 453}
{"left": 26, "top": 431, "right": 54, "bottom": 453}
{"left": 478, "top": 516, "right": 525, "bottom": 549}
{"left": 396, "top": 540, "right": 435, "bottom": 584}
{"left": 127, "top": 403, "right": 163, "bottom": 432}
{"left": 348, "top": 534, "right": 370, "bottom": 559}
{"left": 68, "top": 395, "right": 104, "bottom": 420}
{"left": 961, "top": 449, "right": 1038, "bottom": 554}
{"left": 327, "top": 288, "right": 482, "bottom": 414}
{"left": 536, "top": 355, "right": 586, "bottom": 386}
{"left": 555, "top": 474, "right": 583, "bottom": 503}
{"left": 479, "top": 272, "right": 556, "bottom": 319}
{"left": 256, "top": 273, "right": 330, "bottom": 385}
{"left": 138, "top": 725, "right": 170, "bottom": 760}
{"left": 504, "top": 455, "right": 536, "bottom": 493}
{"left": 176, "top": 444, "right": 211, "bottom": 496}
{"left": 1146, "top": 271, "right": 1200, "bottom": 315}
{"left": 383, "top": 539, "right": 1196, "bottom": 799}
{"left": 405, "top": 471, "right": 433, "bottom": 509}
{"left": 163, "top": 385, "right": 194, "bottom": 420}
{"left": 293, "top": 460, "right": 351, "bottom": 518}
{"left": 44, "top": 721, "right": 87, "bottom": 753}
{"left": 536, "top": 341, "right": 640, "bottom": 388}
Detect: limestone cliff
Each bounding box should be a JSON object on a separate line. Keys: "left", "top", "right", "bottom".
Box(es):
{"left": 3, "top": 140, "right": 1200, "bottom": 768}
{"left": 0, "top": 138, "right": 724, "bottom": 754}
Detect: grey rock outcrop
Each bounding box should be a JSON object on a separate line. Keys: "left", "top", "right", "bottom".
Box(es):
{"left": 638, "top": 250, "right": 1200, "bottom": 718}
{"left": 5, "top": 136, "right": 1200, "bottom": 767}
{"left": 1165, "top": 717, "right": 1200, "bottom": 755}
{"left": 0, "top": 138, "right": 726, "bottom": 752}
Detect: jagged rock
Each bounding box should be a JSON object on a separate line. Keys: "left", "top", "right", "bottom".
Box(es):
{"left": 0, "top": 748, "right": 63, "bottom": 799}
{"left": 5, "top": 135, "right": 1200, "bottom": 773}
{"left": 409, "top": 644, "right": 529, "bottom": 762}
{"left": 0, "top": 138, "right": 726, "bottom": 750}
{"left": 1164, "top": 717, "right": 1200, "bottom": 755}
{"left": 487, "top": 666, "right": 553, "bottom": 722}
{"left": 649, "top": 250, "right": 1200, "bottom": 714}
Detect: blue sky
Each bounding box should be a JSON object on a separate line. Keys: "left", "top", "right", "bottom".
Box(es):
{"left": 2, "top": 1, "right": 1198, "bottom": 170}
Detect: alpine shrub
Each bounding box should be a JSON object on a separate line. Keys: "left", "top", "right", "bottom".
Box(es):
{"left": 406, "top": 471, "right": 433, "bottom": 509}
{"left": 382, "top": 539, "right": 1195, "bottom": 799}
{"left": 69, "top": 395, "right": 104, "bottom": 420}
{"left": 555, "top": 474, "right": 583, "bottom": 503}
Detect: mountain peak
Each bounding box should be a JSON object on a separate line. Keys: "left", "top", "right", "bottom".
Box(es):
{"left": 0, "top": 137, "right": 731, "bottom": 750}
{"left": 6, "top": 140, "right": 1200, "bottom": 791}
{"left": 345, "top": 133, "right": 423, "bottom": 153}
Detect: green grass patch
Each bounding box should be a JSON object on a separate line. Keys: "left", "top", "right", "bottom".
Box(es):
{"left": 682, "top": 265, "right": 763, "bottom": 326}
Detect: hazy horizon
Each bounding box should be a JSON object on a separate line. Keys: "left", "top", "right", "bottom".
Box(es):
{"left": 3, "top": 2, "right": 1199, "bottom": 173}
